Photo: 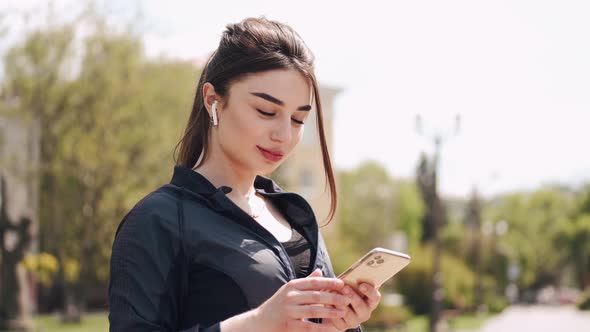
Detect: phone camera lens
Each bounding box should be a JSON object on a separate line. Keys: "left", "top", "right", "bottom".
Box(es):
{"left": 376, "top": 259, "right": 385, "bottom": 264}
{"left": 374, "top": 255, "right": 382, "bottom": 260}
{"left": 367, "top": 260, "right": 375, "bottom": 266}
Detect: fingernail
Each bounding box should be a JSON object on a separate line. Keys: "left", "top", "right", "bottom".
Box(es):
{"left": 360, "top": 284, "right": 368, "bottom": 292}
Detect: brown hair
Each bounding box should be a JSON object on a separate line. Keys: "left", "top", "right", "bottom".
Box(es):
{"left": 174, "top": 17, "right": 337, "bottom": 225}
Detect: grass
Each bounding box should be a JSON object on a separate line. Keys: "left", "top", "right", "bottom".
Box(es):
{"left": 7, "top": 312, "right": 108, "bottom": 332}
{"left": 451, "top": 313, "right": 493, "bottom": 330}
{"left": 365, "top": 312, "right": 493, "bottom": 332}
{"left": 9, "top": 311, "right": 492, "bottom": 332}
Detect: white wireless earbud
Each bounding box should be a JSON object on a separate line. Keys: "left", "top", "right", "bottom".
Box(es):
{"left": 211, "top": 101, "right": 219, "bottom": 126}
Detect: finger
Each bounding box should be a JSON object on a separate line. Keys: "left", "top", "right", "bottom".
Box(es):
{"left": 287, "top": 319, "right": 340, "bottom": 332}
{"left": 324, "top": 303, "right": 358, "bottom": 331}
{"left": 307, "top": 268, "right": 323, "bottom": 278}
{"left": 340, "top": 304, "right": 360, "bottom": 328}
{"left": 290, "top": 290, "right": 351, "bottom": 307}
{"left": 325, "top": 303, "right": 349, "bottom": 312}
{"left": 287, "top": 304, "right": 347, "bottom": 320}
{"left": 343, "top": 285, "right": 368, "bottom": 313}
{"left": 358, "top": 283, "right": 382, "bottom": 309}
{"left": 342, "top": 285, "right": 369, "bottom": 324}
{"left": 325, "top": 316, "right": 350, "bottom": 331}
{"left": 289, "top": 277, "right": 346, "bottom": 292}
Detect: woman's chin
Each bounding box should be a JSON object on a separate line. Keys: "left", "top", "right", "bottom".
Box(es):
{"left": 258, "top": 164, "right": 280, "bottom": 176}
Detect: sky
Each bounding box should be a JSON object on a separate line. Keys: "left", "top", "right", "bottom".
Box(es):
{"left": 2, "top": 0, "right": 589, "bottom": 198}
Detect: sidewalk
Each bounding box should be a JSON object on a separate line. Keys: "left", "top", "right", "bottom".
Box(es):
{"left": 477, "top": 305, "right": 590, "bottom": 332}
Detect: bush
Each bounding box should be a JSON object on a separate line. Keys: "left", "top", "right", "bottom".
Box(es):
{"left": 395, "top": 245, "right": 476, "bottom": 314}
{"left": 21, "top": 252, "right": 59, "bottom": 286}
{"left": 485, "top": 294, "right": 508, "bottom": 313}
{"left": 364, "top": 304, "right": 413, "bottom": 329}
{"left": 577, "top": 289, "right": 590, "bottom": 310}
{"left": 395, "top": 249, "right": 432, "bottom": 314}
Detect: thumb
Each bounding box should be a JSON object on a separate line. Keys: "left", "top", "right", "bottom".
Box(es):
{"left": 307, "top": 268, "right": 323, "bottom": 278}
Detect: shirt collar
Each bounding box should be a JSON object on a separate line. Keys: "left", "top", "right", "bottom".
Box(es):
{"left": 169, "top": 165, "right": 315, "bottom": 226}
{"left": 170, "top": 165, "right": 282, "bottom": 195}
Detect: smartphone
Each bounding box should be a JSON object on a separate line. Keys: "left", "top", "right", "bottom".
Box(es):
{"left": 337, "top": 248, "right": 411, "bottom": 291}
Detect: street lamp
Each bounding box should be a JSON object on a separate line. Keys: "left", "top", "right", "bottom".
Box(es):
{"left": 414, "top": 113, "right": 461, "bottom": 332}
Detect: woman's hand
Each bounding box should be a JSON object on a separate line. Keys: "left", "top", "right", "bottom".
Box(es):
{"left": 221, "top": 268, "right": 352, "bottom": 332}
{"left": 322, "top": 279, "right": 382, "bottom": 331}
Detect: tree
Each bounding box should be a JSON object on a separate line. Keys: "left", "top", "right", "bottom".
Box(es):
{"left": 555, "top": 186, "right": 590, "bottom": 290}
{"left": 485, "top": 188, "right": 576, "bottom": 292}
{"left": 337, "top": 161, "right": 398, "bottom": 255}
{"left": 394, "top": 180, "right": 424, "bottom": 248}
{"left": 1, "top": 11, "right": 198, "bottom": 320}
{"left": 556, "top": 214, "right": 590, "bottom": 289}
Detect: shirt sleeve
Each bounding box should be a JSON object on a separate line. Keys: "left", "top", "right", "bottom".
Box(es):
{"left": 108, "top": 195, "right": 220, "bottom": 332}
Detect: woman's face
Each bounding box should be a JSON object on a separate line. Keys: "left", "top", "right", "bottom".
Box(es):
{"left": 214, "top": 69, "right": 312, "bottom": 176}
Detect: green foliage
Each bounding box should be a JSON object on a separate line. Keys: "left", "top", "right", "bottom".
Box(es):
{"left": 7, "top": 313, "right": 109, "bottom": 332}
{"left": 363, "top": 304, "right": 413, "bottom": 329}
{"left": 338, "top": 161, "right": 396, "bottom": 253}
{"left": 577, "top": 289, "right": 590, "bottom": 311}
{"left": 21, "top": 252, "right": 59, "bottom": 287}
{"left": 441, "top": 222, "right": 469, "bottom": 258}
{"left": 484, "top": 188, "right": 577, "bottom": 290}
{"left": 484, "top": 293, "right": 508, "bottom": 313}
{"left": 0, "top": 11, "right": 199, "bottom": 308}
{"left": 577, "top": 184, "right": 590, "bottom": 215}
{"left": 395, "top": 245, "right": 476, "bottom": 314}
{"left": 555, "top": 214, "right": 590, "bottom": 289}
{"left": 395, "top": 247, "right": 431, "bottom": 314}
{"left": 63, "top": 258, "right": 80, "bottom": 283}
{"left": 324, "top": 231, "right": 363, "bottom": 277}
{"left": 336, "top": 161, "right": 423, "bottom": 254}
{"left": 394, "top": 180, "right": 424, "bottom": 248}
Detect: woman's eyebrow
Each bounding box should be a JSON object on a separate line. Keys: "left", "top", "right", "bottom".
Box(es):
{"left": 251, "top": 92, "right": 311, "bottom": 111}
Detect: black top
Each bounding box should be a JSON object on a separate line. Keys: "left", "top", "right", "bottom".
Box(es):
{"left": 281, "top": 226, "right": 312, "bottom": 278}
{"left": 108, "top": 165, "right": 362, "bottom": 332}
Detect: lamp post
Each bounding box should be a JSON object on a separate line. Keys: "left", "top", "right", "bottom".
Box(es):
{"left": 415, "top": 114, "right": 460, "bottom": 332}
{"left": 471, "top": 171, "right": 500, "bottom": 312}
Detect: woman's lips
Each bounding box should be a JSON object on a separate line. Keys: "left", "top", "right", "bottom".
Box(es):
{"left": 257, "top": 146, "right": 284, "bottom": 162}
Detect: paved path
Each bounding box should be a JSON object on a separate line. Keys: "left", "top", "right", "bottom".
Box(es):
{"left": 477, "top": 305, "right": 590, "bottom": 332}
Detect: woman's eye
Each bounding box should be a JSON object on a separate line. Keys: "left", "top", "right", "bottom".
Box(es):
{"left": 256, "top": 109, "right": 275, "bottom": 117}
{"left": 257, "top": 108, "right": 304, "bottom": 125}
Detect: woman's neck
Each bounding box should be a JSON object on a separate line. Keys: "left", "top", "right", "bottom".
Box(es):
{"left": 193, "top": 157, "right": 257, "bottom": 201}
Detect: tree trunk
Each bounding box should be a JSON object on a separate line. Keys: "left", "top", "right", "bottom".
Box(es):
{"left": 0, "top": 174, "right": 34, "bottom": 331}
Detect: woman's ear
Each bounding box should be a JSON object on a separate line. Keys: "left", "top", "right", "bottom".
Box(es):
{"left": 202, "top": 82, "right": 219, "bottom": 118}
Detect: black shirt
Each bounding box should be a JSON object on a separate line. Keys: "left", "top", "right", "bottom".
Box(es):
{"left": 281, "top": 226, "right": 312, "bottom": 278}
{"left": 108, "top": 165, "right": 362, "bottom": 332}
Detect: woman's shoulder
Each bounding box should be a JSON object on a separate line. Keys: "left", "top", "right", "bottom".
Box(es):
{"left": 129, "top": 186, "right": 179, "bottom": 216}
{"left": 114, "top": 185, "right": 183, "bottom": 238}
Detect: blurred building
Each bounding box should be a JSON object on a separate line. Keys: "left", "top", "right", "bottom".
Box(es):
{"left": 274, "top": 85, "right": 341, "bottom": 235}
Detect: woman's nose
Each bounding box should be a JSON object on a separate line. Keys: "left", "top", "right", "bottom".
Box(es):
{"left": 270, "top": 118, "right": 292, "bottom": 142}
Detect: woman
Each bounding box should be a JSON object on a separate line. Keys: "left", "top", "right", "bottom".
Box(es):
{"left": 109, "top": 17, "right": 381, "bottom": 332}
